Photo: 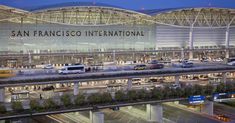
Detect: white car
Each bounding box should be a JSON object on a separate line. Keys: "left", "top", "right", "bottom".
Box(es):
{"left": 227, "top": 61, "right": 235, "bottom": 66}
{"left": 43, "top": 64, "right": 54, "bottom": 69}
{"left": 213, "top": 58, "right": 223, "bottom": 62}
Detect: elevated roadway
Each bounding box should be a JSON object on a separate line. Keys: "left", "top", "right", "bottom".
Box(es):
{"left": 0, "top": 65, "right": 235, "bottom": 87}
{"left": 0, "top": 98, "right": 186, "bottom": 120}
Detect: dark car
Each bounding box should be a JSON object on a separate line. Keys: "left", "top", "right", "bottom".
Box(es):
{"left": 149, "top": 64, "right": 164, "bottom": 69}
{"left": 42, "top": 86, "right": 55, "bottom": 91}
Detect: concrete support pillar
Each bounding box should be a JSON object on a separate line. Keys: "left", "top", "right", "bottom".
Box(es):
{"left": 189, "top": 51, "right": 193, "bottom": 60}
{"left": 222, "top": 72, "right": 227, "bottom": 84}
{"left": 225, "top": 49, "right": 230, "bottom": 59}
{"left": 225, "top": 26, "right": 230, "bottom": 58}
{"left": 74, "top": 82, "right": 79, "bottom": 96}
{"left": 189, "top": 26, "right": 194, "bottom": 59}
{"left": 55, "top": 83, "right": 61, "bottom": 88}
{"left": 90, "top": 111, "right": 104, "bottom": 123}
{"left": 146, "top": 104, "right": 163, "bottom": 123}
{"left": 202, "top": 102, "right": 213, "bottom": 116}
{"left": 175, "top": 75, "right": 180, "bottom": 85}
{"left": 181, "top": 48, "right": 184, "bottom": 59}
{"left": 110, "top": 92, "right": 115, "bottom": 100}
{"left": 127, "top": 78, "right": 132, "bottom": 91}
{"left": 0, "top": 87, "right": 5, "bottom": 102}
{"left": 225, "top": 26, "right": 230, "bottom": 49}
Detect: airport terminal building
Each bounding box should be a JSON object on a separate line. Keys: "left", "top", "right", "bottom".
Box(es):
{"left": 1, "top": 2, "right": 235, "bottom": 67}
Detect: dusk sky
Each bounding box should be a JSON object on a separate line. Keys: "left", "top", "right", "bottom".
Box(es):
{"left": 1, "top": 0, "right": 235, "bottom": 10}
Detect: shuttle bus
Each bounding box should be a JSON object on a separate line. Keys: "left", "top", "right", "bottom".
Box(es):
{"left": 58, "top": 64, "right": 85, "bottom": 74}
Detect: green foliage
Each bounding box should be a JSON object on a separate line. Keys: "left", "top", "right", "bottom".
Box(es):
{"left": 127, "top": 90, "right": 138, "bottom": 101}
{"left": 87, "top": 93, "right": 103, "bottom": 104}
{"left": 101, "top": 92, "right": 112, "bottom": 103}
{"left": 204, "top": 84, "right": 215, "bottom": 95}
{"left": 216, "top": 83, "right": 226, "bottom": 93}
{"left": 43, "top": 98, "right": 57, "bottom": 110}
{"left": 0, "top": 104, "right": 6, "bottom": 114}
{"left": 152, "top": 88, "right": 163, "bottom": 100}
{"left": 30, "top": 99, "right": 41, "bottom": 111}
{"left": 12, "top": 101, "right": 23, "bottom": 112}
{"left": 115, "top": 91, "right": 126, "bottom": 101}
{"left": 137, "top": 89, "right": 151, "bottom": 100}
{"left": 60, "top": 94, "right": 72, "bottom": 107}
{"left": 74, "top": 94, "right": 85, "bottom": 106}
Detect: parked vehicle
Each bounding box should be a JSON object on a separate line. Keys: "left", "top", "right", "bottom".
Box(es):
{"left": 148, "top": 60, "right": 164, "bottom": 69}
{"left": 42, "top": 86, "right": 55, "bottom": 91}
{"left": 169, "top": 84, "right": 181, "bottom": 89}
{"left": 134, "top": 64, "right": 147, "bottom": 70}
{"left": 172, "top": 62, "right": 193, "bottom": 68}
{"left": 43, "top": 64, "right": 54, "bottom": 69}
{"left": 227, "top": 61, "right": 235, "bottom": 66}
{"left": 58, "top": 64, "right": 85, "bottom": 74}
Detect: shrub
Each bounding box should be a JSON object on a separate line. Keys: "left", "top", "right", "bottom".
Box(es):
{"left": 74, "top": 94, "right": 85, "bottom": 106}
{"left": 60, "top": 94, "right": 72, "bottom": 107}
{"left": 0, "top": 104, "right": 6, "bottom": 114}
{"left": 87, "top": 93, "right": 103, "bottom": 104}
{"left": 30, "top": 99, "right": 41, "bottom": 111}
{"left": 43, "top": 98, "right": 57, "bottom": 110}
{"left": 127, "top": 90, "right": 138, "bottom": 101}
{"left": 151, "top": 88, "right": 162, "bottom": 100}
{"left": 12, "top": 101, "right": 23, "bottom": 112}
{"left": 101, "top": 92, "right": 112, "bottom": 103}
{"left": 115, "top": 91, "right": 126, "bottom": 101}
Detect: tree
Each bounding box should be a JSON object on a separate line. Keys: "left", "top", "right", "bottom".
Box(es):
{"left": 87, "top": 93, "right": 102, "bottom": 104}
{"left": 60, "top": 94, "right": 72, "bottom": 107}
{"left": 183, "top": 86, "right": 193, "bottom": 97}
{"left": 30, "top": 99, "right": 41, "bottom": 111}
{"left": 0, "top": 104, "right": 6, "bottom": 114}
{"left": 137, "top": 89, "right": 150, "bottom": 100}
{"left": 193, "top": 85, "right": 205, "bottom": 95}
{"left": 151, "top": 87, "right": 163, "bottom": 100}
{"left": 101, "top": 92, "right": 112, "bottom": 103}
{"left": 44, "top": 98, "right": 57, "bottom": 110}
{"left": 127, "top": 90, "right": 138, "bottom": 101}
{"left": 115, "top": 91, "right": 126, "bottom": 101}
{"left": 74, "top": 94, "right": 85, "bottom": 106}
{"left": 204, "top": 84, "right": 215, "bottom": 95}
{"left": 12, "top": 101, "right": 23, "bottom": 112}
{"left": 216, "top": 83, "right": 226, "bottom": 93}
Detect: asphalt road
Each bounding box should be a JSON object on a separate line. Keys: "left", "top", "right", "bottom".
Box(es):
{"left": 163, "top": 104, "right": 221, "bottom": 123}
{"left": 214, "top": 102, "right": 235, "bottom": 122}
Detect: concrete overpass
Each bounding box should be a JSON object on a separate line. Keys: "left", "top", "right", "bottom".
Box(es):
{"left": 0, "top": 65, "right": 235, "bottom": 87}
{"left": 0, "top": 98, "right": 187, "bottom": 122}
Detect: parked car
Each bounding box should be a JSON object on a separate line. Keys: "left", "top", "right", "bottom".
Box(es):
{"left": 148, "top": 60, "right": 164, "bottom": 69}
{"left": 134, "top": 64, "right": 147, "bottom": 70}
{"left": 42, "top": 86, "right": 55, "bottom": 91}
{"left": 172, "top": 62, "right": 193, "bottom": 68}
{"left": 149, "top": 64, "right": 164, "bottom": 69}
{"left": 43, "top": 64, "right": 54, "bottom": 69}
{"left": 169, "top": 84, "right": 181, "bottom": 89}
{"left": 227, "top": 61, "right": 235, "bottom": 66}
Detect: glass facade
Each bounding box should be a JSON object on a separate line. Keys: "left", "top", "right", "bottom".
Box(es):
{"left": 0, "top": 23, "right": 156, "bottom": 54}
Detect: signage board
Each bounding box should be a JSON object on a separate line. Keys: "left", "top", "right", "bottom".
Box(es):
{"left": 188, "top": 95, "right": 205, "bottom": 104}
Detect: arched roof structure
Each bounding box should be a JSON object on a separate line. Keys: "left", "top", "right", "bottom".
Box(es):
{"left": 1, "top": 2, "right": 235, "bottom": 27}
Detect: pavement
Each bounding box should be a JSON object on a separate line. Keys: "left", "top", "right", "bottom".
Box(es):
{"left": 163, "top": 102, "right": 221, "bottom": 123}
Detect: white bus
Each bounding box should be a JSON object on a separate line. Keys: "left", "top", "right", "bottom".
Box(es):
{"left": 58, "top": 64, "right": 85, "bottom": 74}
